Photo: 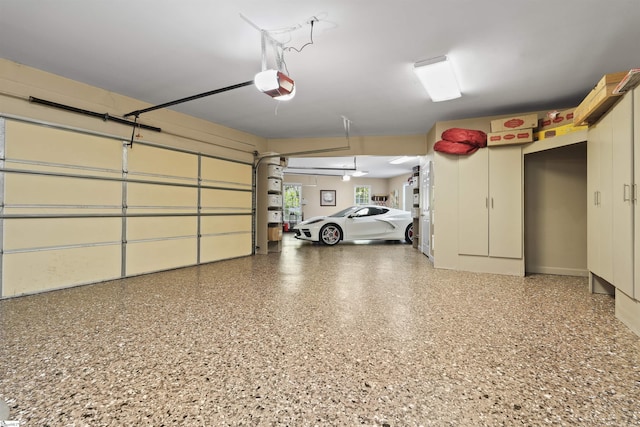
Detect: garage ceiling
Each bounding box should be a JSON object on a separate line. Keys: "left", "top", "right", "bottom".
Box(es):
{"left": 286, "top": 156, "right": 420, "bottom": 179}
{"left": 1, "top": 1, "right": 639, "bottom": 143}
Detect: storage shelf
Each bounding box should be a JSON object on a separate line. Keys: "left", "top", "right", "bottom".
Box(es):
{"left": 523, "top": 130, "right": 587, "bottom": 155}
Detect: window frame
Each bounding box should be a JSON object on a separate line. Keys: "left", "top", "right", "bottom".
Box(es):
{"left": 354, "top": 185, "right": 371, "bottom": 206}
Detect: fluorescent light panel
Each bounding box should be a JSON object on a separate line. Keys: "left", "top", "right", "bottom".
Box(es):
{"left": 414, "top": 56, "right": 461, "bottom": 102}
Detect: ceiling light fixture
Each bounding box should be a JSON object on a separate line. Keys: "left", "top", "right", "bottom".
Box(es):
{"left": 413, "top": 55, "right": 461, "bottom": 102}
{"left": 352, "top": 171, "right": 368, "bottom": 177}
{"left": 342, "top": 171, "right": 351, "bottom": 181}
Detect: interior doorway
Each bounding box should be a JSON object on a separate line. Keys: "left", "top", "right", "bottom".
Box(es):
{"left": 283, "top": 183, "right": 302, "bottom": 229}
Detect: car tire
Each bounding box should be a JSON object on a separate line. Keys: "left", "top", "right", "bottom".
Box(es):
{"left": 405, "top": 223, "right": 414, "bottom": 244}
{"left": 320, "top": 224, "right": 342, "bottom": 246}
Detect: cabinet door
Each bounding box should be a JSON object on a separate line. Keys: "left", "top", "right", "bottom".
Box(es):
{"left": 458, "top": 149, "right": 489, "bottom": 256}
{"left": 611, "top": 94, "right": 634, "bottom": 296}
{"left": 634, "top": 87, "right": 640, "bottom": 300}
{"left": 587, "top": 126, "right": 601, "bottom": 273}
{"left": 489, "top": 146, "right": 522, "bottom": 258}
{"left": 598, "top": 108, "right": 615, "bottom": 283}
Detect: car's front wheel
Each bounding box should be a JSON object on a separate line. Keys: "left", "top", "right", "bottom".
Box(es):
{"left": 320, "top": 224, "right": 342, "bottom": 246}
{"left": 405, "top": 223, "right": 414, "bottom": 244}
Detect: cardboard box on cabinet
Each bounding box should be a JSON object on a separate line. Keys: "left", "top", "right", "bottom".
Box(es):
{"left": 538, "top": 108, "right": 575, "bottom": 131}
{"left": 487, "top": 129, "right": 533, "bottom": 146}
{"left": 574, "top": 71, "right": 628, "bottom": 126}
{"left": 534, "top": 123, "right": 588, "bottom": 141}
{"left": 490, "top": 113, "right": 538, "bottom": 132}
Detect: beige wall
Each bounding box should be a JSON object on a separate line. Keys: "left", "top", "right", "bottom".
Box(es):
{"left": 524, "top": 143, "right": 588, "bottom": 276}
{"left": 268, "top": 134, "right": 427, "bottom": 158}
{"left": 0, "top": 59, "right": 263, "bottom": 160}
{"left": 284, "top": 174, "right": 396, "bottom": 220}
{"left": 387, "top": 174, "right": 413, "bottom": 209}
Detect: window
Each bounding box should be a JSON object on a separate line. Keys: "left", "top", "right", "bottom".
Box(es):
{"left": 354, "top": 185, "right": 371, "bottom": 206}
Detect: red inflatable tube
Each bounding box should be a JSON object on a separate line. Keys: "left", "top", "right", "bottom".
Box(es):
{"left": 441, "top": 128, "right": 487, "bottom": 147}
{"left": 434, "top": 140, "right": 479, "bottom": 155}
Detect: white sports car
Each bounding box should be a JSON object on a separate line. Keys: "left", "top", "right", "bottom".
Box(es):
{"left": 292, "top": 205, "right": 414, "bottom": 245}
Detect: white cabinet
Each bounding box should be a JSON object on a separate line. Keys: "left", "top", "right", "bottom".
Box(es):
{"left": 611, "top": 95, "right": 634, "bottom": 295}
{"left": 587, "top": 118, "right": 612, "bottom": 283}
{"left": 458, "top": 145, "right": 522, "bottom": 259}
{"left": 634, "top": 87, "right": 640, "bottom": 300}
{"left": 588, "top": 94, "right": 631, "bottom": 288}
{"left": 587, "top": 88, "right": 639, "bottom": 337}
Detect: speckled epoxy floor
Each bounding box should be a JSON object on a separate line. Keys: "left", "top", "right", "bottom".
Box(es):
{"left": 1, "top": 236, "right": 639, "bottom": 426}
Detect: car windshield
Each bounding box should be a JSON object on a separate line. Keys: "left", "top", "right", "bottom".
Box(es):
{"left": 329, "top": 206, "right": 360, "bottom": 217}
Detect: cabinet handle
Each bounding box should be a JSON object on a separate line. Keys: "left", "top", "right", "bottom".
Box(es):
{"left": 624, "top": 184, "right": 631, "bottom": 202}
{"left": 594, "top": 191, "right": 598, "bottom": 206}
{"left": 485, "top": 197, "right": 489, "bottom": 209}
{"left": 634, "top": 184, "right": 638, "bottom": 203}
{"left": 491, "top": 197, "right": 494, "bottom": 209}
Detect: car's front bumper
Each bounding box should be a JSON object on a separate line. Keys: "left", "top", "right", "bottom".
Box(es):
{"left": 293, "top": 228, "right": 314, "bottom": 240}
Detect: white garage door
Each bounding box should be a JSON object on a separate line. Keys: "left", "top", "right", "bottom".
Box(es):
{"left": 0, "top": 117, "right": 253, "bottom": 297}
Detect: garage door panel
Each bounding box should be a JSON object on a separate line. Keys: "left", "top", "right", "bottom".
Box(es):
{"left": 128, "top": 144, "right": 197, "bottom": 183}
{"left": 2, "top": 246, "right": 121, "bottom": 297}
{"left": 127, "top": 183, "right": 197, "bottom": 209}
{"left": 126, "top": 239, "right": 197, "bottom": 276}
{"left": 127, "top": 217, "right": 197, "bottom": 241}
{"left": 4, "top": 218, "right": 121, "bottom": 251}
{"left": 201, "top": 189, "right": 252, "bottom": 211}
{"left": 201, "top": 216, "right": 251, "bottom": 235}
{"left": 5, "top": 120, "right": 121, "bottom": 170}
{"left": 201, "top": 157, "right": 252, "bottom": 187}
{"left": 201, "top": 234, "right": 251, "bottom": 263}
{"left": 4, "top": 174, "right": 122, "bottom": 206}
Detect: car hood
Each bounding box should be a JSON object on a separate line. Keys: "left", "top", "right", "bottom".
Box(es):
{"left": 294, "top": 216, "right": 327, "bottom": 227}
